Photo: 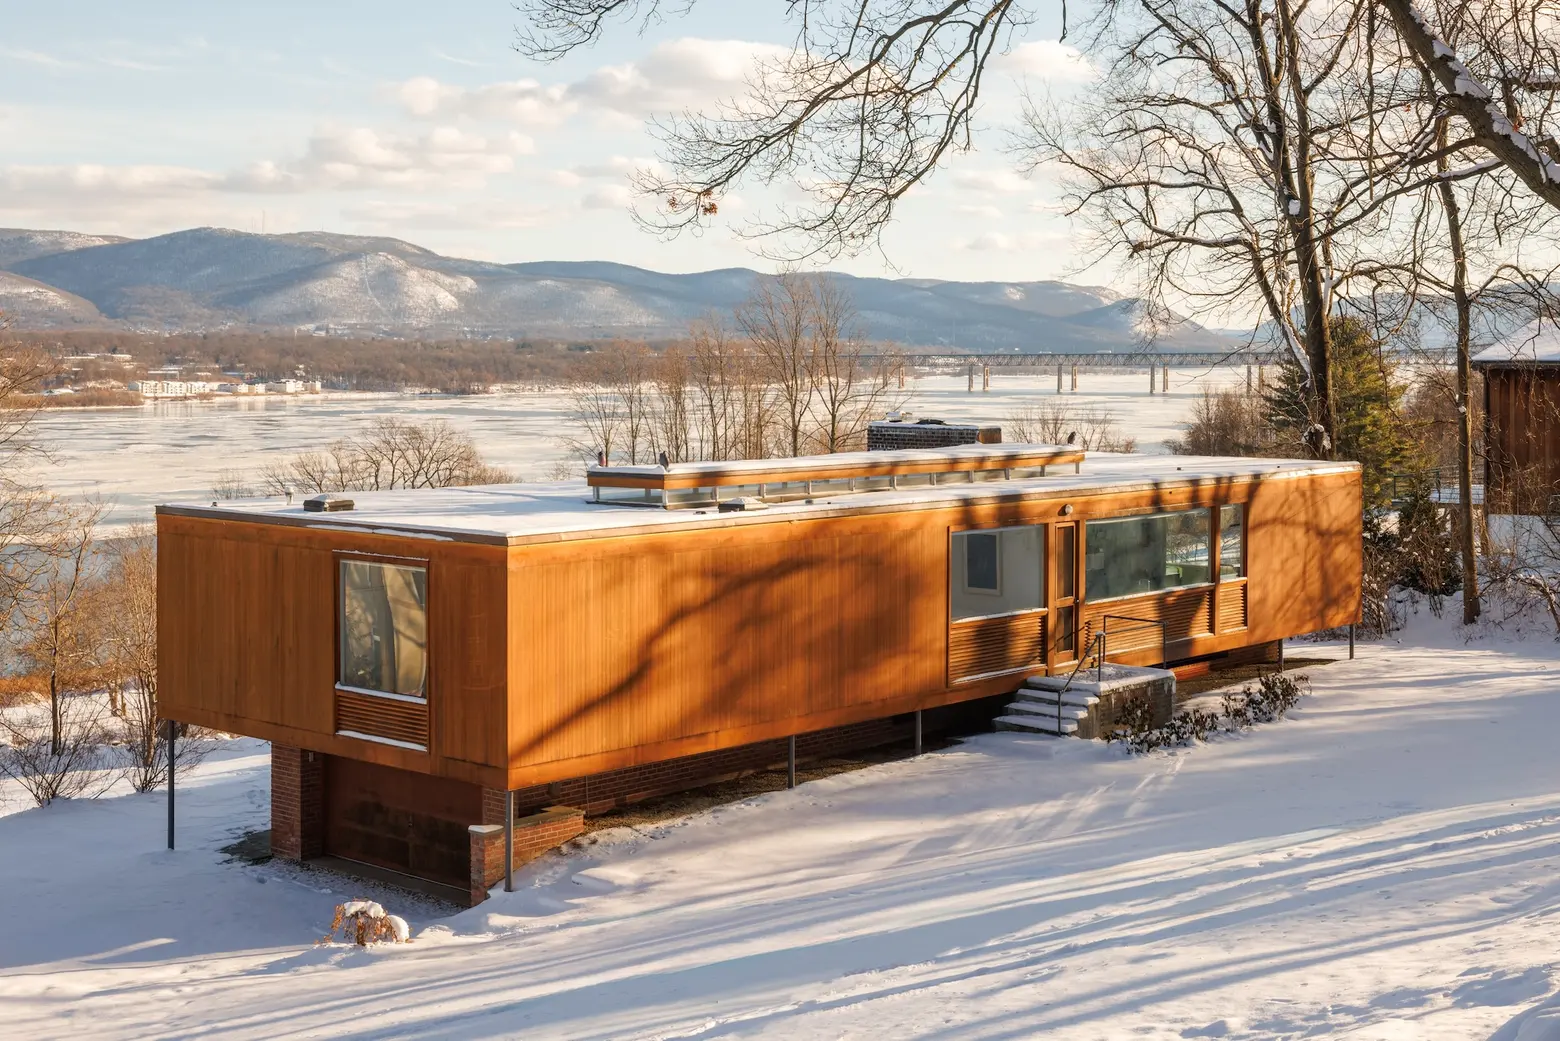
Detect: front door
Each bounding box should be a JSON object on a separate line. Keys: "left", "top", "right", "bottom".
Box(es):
{"left": 1051, "top": 522, "right": 1079, "bottom": 667}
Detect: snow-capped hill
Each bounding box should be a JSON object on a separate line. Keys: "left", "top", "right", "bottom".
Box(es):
{"left": 0, "top": 225, "right": 1228, "bottom": 349}
{"left": 226, "top": 251, "right": 476, "bottom": 327}
{"left": 0, "top": 228, "right": 130, "bottom": 270}
{"left": 0, "top": 271, "right": 105, "bottom": 326}
{"left": 11, "top": 228, "right": 340, "bottom": 317}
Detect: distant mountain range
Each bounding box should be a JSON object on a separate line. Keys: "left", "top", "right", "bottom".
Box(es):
{"left": 0, "top": 226, "right": 1230, "bottom": 352}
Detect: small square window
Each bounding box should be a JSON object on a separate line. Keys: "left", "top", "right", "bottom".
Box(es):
{"left": 964, "top": 532, "right": 1001, "bottom": 594}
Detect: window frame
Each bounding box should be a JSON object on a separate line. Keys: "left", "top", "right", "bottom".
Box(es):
{"left": 335, "top": 552, "right": 431, "bottom": 703}
{"left": 949, "top": 524, "right": 1049, "bottom": 622}
{"left": 1081, "top": 508, "right": 1215, "bottom": 605}
{"left": 1219, "top": 503, "right": 1247, "bottom": 580}
{"left": 958, "top": 530, "right": 1004, "bottom": 597}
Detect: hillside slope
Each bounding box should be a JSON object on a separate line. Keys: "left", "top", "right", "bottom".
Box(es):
{"left": 1, "top": 226, "right": 1226, "bottom": 350}
{"left": 4, "top": 610, "right": 1560, "bottom": 1040}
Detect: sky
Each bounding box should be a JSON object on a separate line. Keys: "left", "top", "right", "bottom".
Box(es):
{"left": 0, "top": 1, "right": 1096, "bottom": 282}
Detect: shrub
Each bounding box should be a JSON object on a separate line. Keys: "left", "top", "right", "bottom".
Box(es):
{"left": 1107, "top": 672, "right": 1310, "bottom": 754}
{"left": 0, "top": 696, "right": 118, "bottom": 806}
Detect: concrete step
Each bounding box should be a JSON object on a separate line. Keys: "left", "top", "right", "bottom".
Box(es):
{"left": 1014, "top": 685, "right": 1098, "bottom": 708}
{"left": 1005, "top": 700, "right": 1090, "bottom": 721}
{"left": 995, "top": 714, "right": 1077, "bottom": 735}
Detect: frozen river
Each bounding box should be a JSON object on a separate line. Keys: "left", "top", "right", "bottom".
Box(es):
{"left": 33, "top": 365, "right": 1249, "bottom": 528}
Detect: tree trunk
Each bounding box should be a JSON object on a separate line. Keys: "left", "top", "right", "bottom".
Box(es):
{"left": 1437, "top": 128, "right": 1481, "bottom": 623}
{"left": 49, "top": 669, "right": 61, "bottom": 757}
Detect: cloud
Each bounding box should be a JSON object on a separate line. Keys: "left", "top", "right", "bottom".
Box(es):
{"left": 567, "top": 38, "right": 788, "bottom": 118}
{"left": 1, "top": 164, "right": 223, "bottom": 196}
{"left": 951, "top": 169, "right": 1033, "bottom": 195}
{"left": 957, "top": 229, "right": 1069, "bottom": 252}
{"left": 999, "top": 40, "right": 1095, "bottom": 83}
{"left": 582, "top": 184, "right": 634, "bottom": 210}
{"left": 393, "top": 38, "right": 786, "bottom": 130}
{"left": 393, "top": 76, "right": 573, "bottom": 127}
{"left": 957, "top": 204, "right": 1004, "bottom": 218}
{"left": 340, "top": 199, "right": 548, "bottom": 231}
{"left": 0, "top": 47, "right": 80, "bottom": 70}
{"left": 2, "top": 124, "right": 534, "bottom": 203}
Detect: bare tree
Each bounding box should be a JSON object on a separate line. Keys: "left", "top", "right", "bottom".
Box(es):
{"left": 211, "top": 469, "right": 257, "bottom": 500}
{"left": 687, "top": 315, "right": 774, "bottom": 461}
{"left": 739, "top": 273, "right": 819, "bottom": 457}
{"left": 1006, "top": 399, "right": 1136, "bottom": 450}
{"left": 0, "top": 323, "right": 61, "bottom": 643}
{"left": 0, "top": 695, "right": 117, "bottom": 807}
{"left": 1165, "top": 388, "right": 1272, "bottom": 456}
{"left": 808, "top": 279, "right": 906, "bottom": 452}
{"left": 262, "top": 417, "right": 513, "bottom": 494}
{"left": 1380, "top": 0, "right": 1560, "bottom": 211}
{"left": 16, "top": 499, "right": 109, "bottom": 756}
{"left": 563, "top": 342, "right": 657, "bottom": 465}
{"left": 93, "top": 525, "right": 208, "bottom": 791}
{"left": 519, "top": 1, "right": 1029, "bottom": 261}
{"left": 514, "top": 2, "right": 1560, "bottom": 467}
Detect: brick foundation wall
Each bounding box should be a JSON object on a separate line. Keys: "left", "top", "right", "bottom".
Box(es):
{"left": 271, "top": 744, "right": 323, "bottom": 860}
{"left": 867, "top": 421, "right": 1001, "bottom": 451}
{"left": 1222, "top": 639, "right": 1282, "bottom": 667}
{"left": 469, "top": 807, "right": 588, "bottom": 905}
{"left": 502, "top": 700, "right": 1002, "bottom": 819}
{"left": 505, "top": 716, "right": 913, "bottom": 818}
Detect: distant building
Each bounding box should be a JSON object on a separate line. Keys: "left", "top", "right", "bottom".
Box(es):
{"left": 262, "top": 379, "right": 322, "bottom": 395}
{"left": 128, "top": 380, "right": 218, "bottom": 398}
{"left": 1473, "top": 325, "right": 1560, "bottom": 514}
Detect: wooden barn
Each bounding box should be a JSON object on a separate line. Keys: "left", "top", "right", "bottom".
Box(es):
{"left": 1476, "top": 325, "right": 1560, "bottom": 513}
{"left": 157, "top": 443, "right": 1362, "bottom": 903}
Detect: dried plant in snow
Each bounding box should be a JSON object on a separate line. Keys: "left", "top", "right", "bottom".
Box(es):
{"left": 320, "top": 900, "right": 411, "bottom": 946}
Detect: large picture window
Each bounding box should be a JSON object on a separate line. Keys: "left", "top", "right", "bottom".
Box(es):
{"left": 1084, "top": 509, "right": 1212, "bottom": 602}
{"left": 950, "top": 526, "right": 1045, "bottom": 620}
{"left": 339, "top": 560, "right": 428, "bottom": 698}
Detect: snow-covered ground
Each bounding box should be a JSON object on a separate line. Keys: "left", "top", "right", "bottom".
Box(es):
{"left": 31, "top": 368, "right": 1248, "bottom": 529}
{"left": 6, "top": 604, "right": 1560, "bottom": 1040}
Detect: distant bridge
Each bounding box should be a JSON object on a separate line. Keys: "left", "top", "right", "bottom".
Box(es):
{"left": 864, "top": 348, "right": 1456, "bottom": 369}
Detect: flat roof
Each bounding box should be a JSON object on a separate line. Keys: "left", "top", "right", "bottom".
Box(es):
{"left": 587, "top": 442, "right": 1083, "bottom": 489}
{"left": 1474, "top": 322, "right": 1560, "bottom": 365}
{"left": 156, "top": 453, "right": 1359, "bottom": 547}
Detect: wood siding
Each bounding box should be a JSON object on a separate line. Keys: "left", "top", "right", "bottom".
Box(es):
{"left": 500, "top": 468, "right": 1361, "bottom": 787}
{"left": 1484, "top": 367, "right": 1560, "bottom": 512}
{"left": 157, "top": 516, "right": 510, "bottom": 787}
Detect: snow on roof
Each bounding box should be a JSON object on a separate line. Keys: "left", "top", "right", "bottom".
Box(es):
{"left": 1473, "top": 323, "right": 1560, "bottom": 365}
{"left": 590, "top": 441, "right": 1079, "bottom": 482}
{"left": 157, "top": 453, "right": 1358, "bottom": 546}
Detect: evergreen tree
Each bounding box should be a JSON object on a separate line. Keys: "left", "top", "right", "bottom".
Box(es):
{"left": 1264, "top": 317, "right": 1418, "bottom": 506}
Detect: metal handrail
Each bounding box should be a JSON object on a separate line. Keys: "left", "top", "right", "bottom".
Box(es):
{"left": 1101, "top": 613, "right": 1168, "bottom": 673}
{"left": 1056, "top": 632, "right": 1106, "bottom": 733}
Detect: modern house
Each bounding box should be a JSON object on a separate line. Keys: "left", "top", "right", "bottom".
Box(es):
{"left": 157, "top": 443, "right": 1362, "bottom": 904}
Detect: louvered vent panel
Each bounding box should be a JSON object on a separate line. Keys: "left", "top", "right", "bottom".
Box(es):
{"left": 1163, "top": 590, "right": 1213, "bottom": 641}
{"left": 1219, "top": 581, "right": 1249, "bottom": 631}
{"left": 948, "top": 612, "right": 1045, "bottom": 682}
{"left": 1081, "top": 588, "right": 1214, "bottom": 656}
{"left": 335, "top": 689, "right": 429, "bottom": 749}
